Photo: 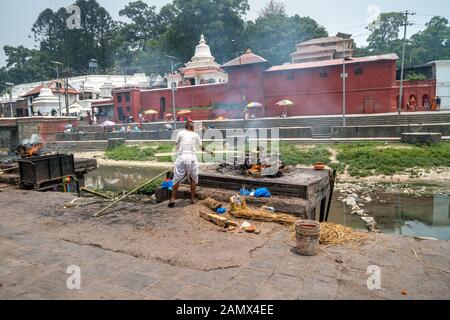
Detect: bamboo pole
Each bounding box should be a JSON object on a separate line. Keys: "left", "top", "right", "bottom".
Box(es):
{"left": 93, "top": 170, "right": 169, "bottom": 218}
{"left": 81, "top": 187, "right": 112, "bottom": 200}
{"left": 0, "top": 166, "right": 19, "bottom": 175}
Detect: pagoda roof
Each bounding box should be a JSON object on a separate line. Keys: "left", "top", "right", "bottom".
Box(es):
{"left": 221, "top": 49, "right": 269, "bottom": 69}
{"left": 21, "top": 80, "right": 79, "bottom": 97}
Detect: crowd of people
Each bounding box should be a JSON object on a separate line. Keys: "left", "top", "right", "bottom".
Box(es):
{"left": 406, "top": 96, "right": 441, "bottom": 112}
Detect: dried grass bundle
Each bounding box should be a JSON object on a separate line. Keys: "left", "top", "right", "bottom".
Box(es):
{"left": 229, "top": 207, "right": 371, "bottom": 249}
{"left": 319, "top": 222, "right": 370, "bottom": 248}
{"left": 229, "top": 208, "right": 297, "bottom": 225}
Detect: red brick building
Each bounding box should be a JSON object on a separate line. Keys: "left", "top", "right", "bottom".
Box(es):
{"left": 112, "top": 50, "right": 436, "bottom": 122}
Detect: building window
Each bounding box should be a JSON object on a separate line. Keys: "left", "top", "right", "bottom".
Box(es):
{"left": 117, "top": 95, "right": 122, "bottom": 103}
{"left": 125, "top": 93, "right": 130, "bottom": 102}
{"left": 320, "top": 72, "right": 328, "bottom": 78}
{"left": 354, "top": 68, "right": 363, "bottom": 76}
{"left": 287, "top": 74, "right": 295, "bottom": 81}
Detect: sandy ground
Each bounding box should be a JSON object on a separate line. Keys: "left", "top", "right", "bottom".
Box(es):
{"left": 336, "top": 167, "right": 450, "bottom": 194}
{"left": 0, "top": 187, "right": 449, "bottom": 300}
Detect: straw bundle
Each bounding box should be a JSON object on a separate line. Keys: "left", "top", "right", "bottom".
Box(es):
{"left": 319, "top": 222, "right": 370, "bottom": 248}
{"left": 229, "top": 208, "right": 370, "bottom": 248}
{"left": 229, "top": 208, "right": 297, "bottom": 225}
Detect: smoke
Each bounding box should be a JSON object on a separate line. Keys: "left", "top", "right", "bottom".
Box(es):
{"left": 22, "top": 134, "right": 42, "bottom": 146}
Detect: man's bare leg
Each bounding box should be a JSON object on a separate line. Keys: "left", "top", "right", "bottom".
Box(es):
{"left": 190, "top": 180, "right": 197, "bottom": 204}
{"left": 169, "top": 183, "right": 180, "bottom": 208}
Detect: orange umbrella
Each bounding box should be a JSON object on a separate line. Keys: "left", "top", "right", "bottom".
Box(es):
{"left": 143, "top": 109, "right": 158, "bottom": 115}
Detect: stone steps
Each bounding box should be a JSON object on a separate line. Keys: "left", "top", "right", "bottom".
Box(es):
{"left": 78, "top": 112, "right": 450, "bottom": 133}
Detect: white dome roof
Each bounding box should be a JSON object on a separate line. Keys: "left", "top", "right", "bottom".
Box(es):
{"left": 33, "top": 85, "right": 60, "bottom": 113}
{"left": 38, "top": 86, "right": 55, "bottom": 98}
{"left": 185, "top": 34, "right": 220, "bottom": 70}
{"left": 192, "top": 34, "right": 214, "bottom": 61}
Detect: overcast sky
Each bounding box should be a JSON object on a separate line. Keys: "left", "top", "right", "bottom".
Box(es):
{"left": 0, "top": 0, "right": 449, "bottom": 67}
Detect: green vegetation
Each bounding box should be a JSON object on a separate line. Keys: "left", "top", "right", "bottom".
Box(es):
{"left": 279, "top": 143, "right": 331, "bottom": 166}
{"left": 105, "top": 141, "right": 450, "bottom": 179}
{"left": 105, "top": 143, "right": 174, "bottom": 162}
{"left": 137, "top": 178, "right": 164, "bottom": 195}
{"left": 335, "top": 142, "right": 450, "bottom": 177}
{"left": 406, "top": 72, "right": 428, "bottom": 81}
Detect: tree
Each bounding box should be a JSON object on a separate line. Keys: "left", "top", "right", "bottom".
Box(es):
{"left": 258, "top": 0, "right": 287, "bottom": 18}
{"left": 408, "top": 16, "right": 450, "bottom": 65}
{"left": 246, "top": 1, "right": 328, "bottom": 65}
{"left": 0, "top": 46, "right": 50, "bottom": 85}
{"left": 31, "top": 0, "right": 118, "bottom": 75}
{"left": 364, "top": 13, "right": 450, "bottom": 66}
{"left": 119, "top": 1, "right": 163, "bottom": 47}
{"left": 158, "top": 0, "right": 250, "bottom": 65}
{"left": 366, "top": 12, "right": 405, "bottom": 54}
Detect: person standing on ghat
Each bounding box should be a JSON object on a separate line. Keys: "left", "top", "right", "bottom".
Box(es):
{"left": 168, "top": 121, "right": 211, "bottom": 207}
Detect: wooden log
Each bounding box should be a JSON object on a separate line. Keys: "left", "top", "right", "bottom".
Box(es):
{"left": 200, "top": 197, "right": 222, "bottom": 211}
{"left": 93, "top": 170, "right": 170, "bottom": 217}
{"left": 199, "top": 210, "right": 229, "bottom": 228}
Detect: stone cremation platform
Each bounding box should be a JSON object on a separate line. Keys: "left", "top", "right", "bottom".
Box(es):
{"left": 155, "top": 166, "right": 333, "bottom": 220}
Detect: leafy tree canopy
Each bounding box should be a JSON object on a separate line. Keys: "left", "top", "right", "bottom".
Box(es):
{"left": 2, "top": 1, "right": 450, "bottom": 86}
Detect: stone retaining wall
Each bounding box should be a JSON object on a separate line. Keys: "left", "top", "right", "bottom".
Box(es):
{"left": 331, "top": 123, "right": 450, "bottom": 138}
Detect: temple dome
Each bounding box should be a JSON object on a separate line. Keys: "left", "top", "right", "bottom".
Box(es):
{"left": 191, "top": 35, "right": 214, "bottom": 62}
{"left": 38, "top": 86, "right": 56, "bottom": 98}
{"left": 185, "top": 35, "right": 220, "bottom": 69}
{"left": 32, "top": 85, "right": 60, "bottom": 115}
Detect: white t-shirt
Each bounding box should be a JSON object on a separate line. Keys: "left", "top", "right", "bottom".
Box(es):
{"left": 176, "top": 130, "right": 202, "bottom": 157}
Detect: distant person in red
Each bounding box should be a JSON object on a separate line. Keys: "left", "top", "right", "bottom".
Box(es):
{"left": 407, "top": 96, "right": 416, "bottom": 112}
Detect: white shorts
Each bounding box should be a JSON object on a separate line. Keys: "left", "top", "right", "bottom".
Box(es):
{"left": 173, "top": 155, "right": 199, "bottom": 185}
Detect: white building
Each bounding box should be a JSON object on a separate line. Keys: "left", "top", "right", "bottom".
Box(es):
{"left": 0, "top": 73, "right": 151, "bottom": 117}
{"left": 432, "top": 60, "right": 450, "bottom": 109}
{"left": 166, "top": 34, "right": 228, "bottom": 88}
{"left": 32, "top": 86, "right": 60, "bottom": 115}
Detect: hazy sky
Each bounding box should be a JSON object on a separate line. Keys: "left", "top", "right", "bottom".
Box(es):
{"left": 0, "top": 0, "right": 449, "bottom": 67}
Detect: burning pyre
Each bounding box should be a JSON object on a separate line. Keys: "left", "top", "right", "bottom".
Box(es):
{"left": 217, "top": 147, "right": 286, "bottom": 178}
{"left": 16, "top": 134, "right": 44, "bottom": 158}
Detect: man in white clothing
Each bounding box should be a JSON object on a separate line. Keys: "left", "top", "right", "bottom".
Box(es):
{"left": 169, "top": 121, "right": 208, "bottom": 207}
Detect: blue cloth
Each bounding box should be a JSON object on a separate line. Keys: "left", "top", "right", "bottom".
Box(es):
{"left": 216, "top": 207, "right": 227, "bottom": 215}
{"left": 254, "top": 188, "right": 272, "bottom": 198}
{"left": 161, "top": 179, "right": 174, "bottom": 190}
{"left": 240, "top": 188, "right": 251, "bottom": 196}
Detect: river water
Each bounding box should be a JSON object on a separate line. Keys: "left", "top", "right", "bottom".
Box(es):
{"left": 86, "top": 165, "right": 450, "bottom": 241}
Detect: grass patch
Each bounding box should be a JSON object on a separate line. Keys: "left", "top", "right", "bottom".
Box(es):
{"left": 279, "top": 143, "right": 331, "bottom": 166}
{"left": 105, "top": 143, "right": 174, "bottom": 162}
{"left": 335, "top": 142, "right": 450, "bottom": 177}
{"left": 136, "top": 178, "right": 164, "bottom": 195}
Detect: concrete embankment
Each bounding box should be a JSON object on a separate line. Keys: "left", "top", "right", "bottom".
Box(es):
{"left": 0, "top": 188, "right": 449, "bottom": 300}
